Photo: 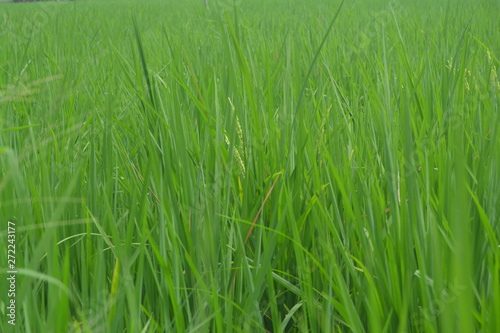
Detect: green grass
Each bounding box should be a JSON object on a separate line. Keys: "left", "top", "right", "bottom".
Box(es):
{"left": 0, "top": 0, "right": 499, "bottom": 332}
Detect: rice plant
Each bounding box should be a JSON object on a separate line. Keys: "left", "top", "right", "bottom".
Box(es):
{"left": 0, "top": 0, "right": 499, "bottom": 332}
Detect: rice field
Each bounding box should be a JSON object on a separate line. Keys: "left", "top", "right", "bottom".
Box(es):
{"left": 0, "top": 0, "right": 499, "bottom": 332}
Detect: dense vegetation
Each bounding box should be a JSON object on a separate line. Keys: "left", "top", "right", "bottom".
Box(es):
{"left": 1, "top": 0, "right": 499, "bottom": 332}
